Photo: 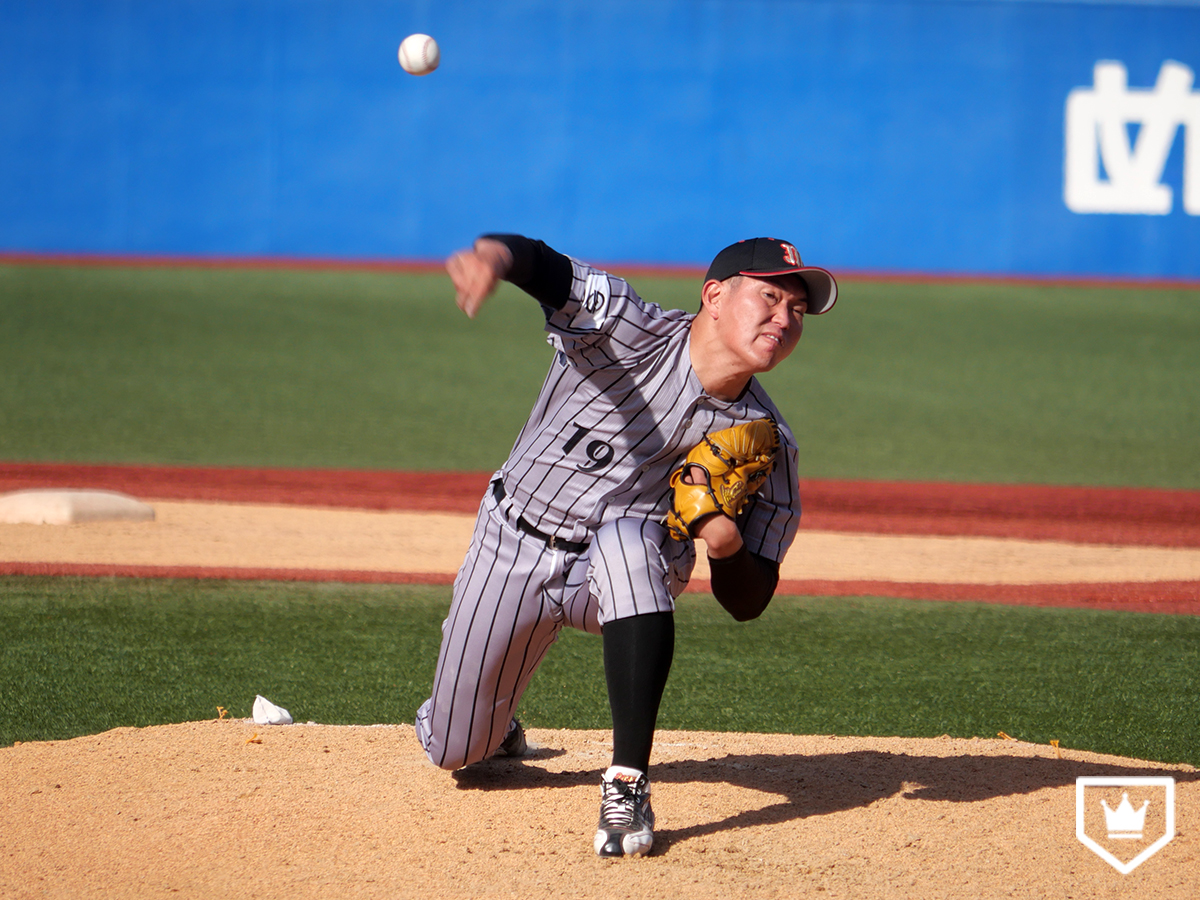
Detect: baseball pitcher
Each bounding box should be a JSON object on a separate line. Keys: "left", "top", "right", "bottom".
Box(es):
{"left": 415, "top": 234, "right": 837, "bottom": 857}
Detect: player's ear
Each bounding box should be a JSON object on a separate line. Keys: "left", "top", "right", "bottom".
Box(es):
{"left": 699, "top": 279, "right": 724, "bottom": 318}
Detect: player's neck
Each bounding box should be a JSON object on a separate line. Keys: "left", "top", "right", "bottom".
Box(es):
{"left": 688, "top": 324, "right": 753, "bottom": 401}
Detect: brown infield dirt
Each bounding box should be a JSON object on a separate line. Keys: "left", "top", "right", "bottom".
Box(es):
{"left": 1, "top": 463, "right": 1198, "bottom": 898}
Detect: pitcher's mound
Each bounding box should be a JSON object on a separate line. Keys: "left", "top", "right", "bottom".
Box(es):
{"left": 0, "top": 489, "right": 154, "bottom": 525}
{"left": 1, "top": 722, "right": 1195, "bottom": 899}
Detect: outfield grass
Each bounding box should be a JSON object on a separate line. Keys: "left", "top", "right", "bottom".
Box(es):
{"left": 2, "top": 264, "right": 1196, "bottom": 762}
{"left": 0, "top": 264, "right": 549, "bottom": 472}
{"left": 2, "top": 577, "right": 1196, "bottom": 766}
{"left": 1, "top": 263, "right": 1197, "bottom": 487}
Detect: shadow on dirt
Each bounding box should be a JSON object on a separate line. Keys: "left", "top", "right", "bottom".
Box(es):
{"left": 452, "top": 748, "right": 1197, "bottom": 853}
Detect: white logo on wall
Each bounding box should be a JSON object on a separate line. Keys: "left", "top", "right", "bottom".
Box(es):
{"left": 1076, "top": 776, "right": 1175, "bottom": 874}
{"left": 1064, "top": 61, "right": 1200, "bottom": 215}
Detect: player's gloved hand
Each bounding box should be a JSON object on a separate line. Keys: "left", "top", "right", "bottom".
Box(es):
{"left": 665, "top": 418, "right": 779, "bottom": 541}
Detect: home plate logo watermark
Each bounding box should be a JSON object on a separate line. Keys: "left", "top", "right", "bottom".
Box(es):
{"left": 1076, "top": 777, "right": 1175, "bottom": 874}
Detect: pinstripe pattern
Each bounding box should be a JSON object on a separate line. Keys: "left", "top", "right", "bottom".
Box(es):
{"left": 416, "top": 488, "right": 563, "bottom": 770}
{"left": 416, "top": 257, "right": 802, "bottom": 770}
{"left": 501, "top": 258, "right": 800, "bottom": 561}
{"left": 415, "top": 485, "right": 694, "bottom": 769}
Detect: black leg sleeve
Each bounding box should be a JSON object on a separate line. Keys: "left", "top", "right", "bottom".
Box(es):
{"left": 602, "top": 611, "right": 675, "bottom": 774}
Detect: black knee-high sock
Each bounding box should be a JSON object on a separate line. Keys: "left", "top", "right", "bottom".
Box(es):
{"left": 602, "top": 611, "right": 674, "bottom": 775}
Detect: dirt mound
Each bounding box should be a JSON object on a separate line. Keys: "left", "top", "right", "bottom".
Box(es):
{"left": 2, "top": 722, "right": 1195, "bottom": 899}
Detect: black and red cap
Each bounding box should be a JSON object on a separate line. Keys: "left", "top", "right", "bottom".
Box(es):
{"left": 704, "top": 237, "right": 838, "bottom": 315}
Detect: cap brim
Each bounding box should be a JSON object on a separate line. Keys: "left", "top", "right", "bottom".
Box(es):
{"left": 737, "top": 265, "right": 838, "bottom": 315}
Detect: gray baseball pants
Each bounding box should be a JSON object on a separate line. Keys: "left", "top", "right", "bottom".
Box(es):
{"left": 415, "top": 481, "right": 695, "bottom": 770}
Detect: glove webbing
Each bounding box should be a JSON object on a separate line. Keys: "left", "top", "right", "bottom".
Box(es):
{"left": 693, "top": 435, "right": 743, "bottom": 520}
{"left": 701, "top": 433, "right": 739, "bottom": 469}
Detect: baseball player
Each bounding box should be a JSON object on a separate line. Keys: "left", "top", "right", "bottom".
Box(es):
{"left": 415, "top": 233, "right": 837, "bottom": 857}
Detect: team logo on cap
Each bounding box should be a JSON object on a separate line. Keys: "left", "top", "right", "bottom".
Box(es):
{"left": 780, "top": 242, "right": 801, "bottom": 266}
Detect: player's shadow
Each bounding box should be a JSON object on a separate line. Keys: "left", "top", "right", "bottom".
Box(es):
{"left": 450, "top": 745, "right": 570, "bottom": 789}
{"left": 451, "top": 748, "right": 1198, "bottom": 855}
{"left": 647, "top": 751, "right": 1199, "bottom": 854}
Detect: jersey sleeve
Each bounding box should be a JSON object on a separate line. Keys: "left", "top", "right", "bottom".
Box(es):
{"left": 542, "top": 258, "right": 691, "bottom": 371}
{"left": 483, "top": 233, "right": 690, "bottom": 371}
{"left": 735, "top": 430, "right": 801, "bottom": 564}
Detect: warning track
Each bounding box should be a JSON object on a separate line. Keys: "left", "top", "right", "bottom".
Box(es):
{"left": 1, "top": 462, "right": 1197, "bottom": 614}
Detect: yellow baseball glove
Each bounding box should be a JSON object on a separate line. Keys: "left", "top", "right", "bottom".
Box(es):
{"left": 665, "top": 418, "right": 779, "bottom": 541}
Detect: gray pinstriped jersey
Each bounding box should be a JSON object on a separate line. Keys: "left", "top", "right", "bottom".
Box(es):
{"left": 498, "top": 258, "right": 802, "bottom": 564}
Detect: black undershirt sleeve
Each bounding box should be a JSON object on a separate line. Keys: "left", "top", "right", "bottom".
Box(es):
{"left": 707, "top": 545, "right": 780, "bottom": 622}
{"left": 481, "top": 233, "right": 574, "bottom": 310}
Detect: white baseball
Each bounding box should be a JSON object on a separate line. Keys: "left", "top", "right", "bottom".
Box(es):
{"left": 398, "top": 34, "right": 440, "bottom": 76}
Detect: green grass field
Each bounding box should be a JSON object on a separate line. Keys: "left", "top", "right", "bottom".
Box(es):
{"left": 2, "top": 577, "right": 1196, "bottom": 766}
{"left": 1, "top": 262, "right": 1197, "bottom": 486}
{"left": 1, "top": 262, "right": 1197, "bottom": 762}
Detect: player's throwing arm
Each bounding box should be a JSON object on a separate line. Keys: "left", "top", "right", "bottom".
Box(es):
{"left": 446, "top": 238, "right": 514, "bottom": 318}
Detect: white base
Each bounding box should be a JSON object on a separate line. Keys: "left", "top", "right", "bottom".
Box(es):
{"left": 0, "top": 489, "right": 155, "bottom": 525}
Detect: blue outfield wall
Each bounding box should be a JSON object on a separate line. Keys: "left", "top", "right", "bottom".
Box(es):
{"left": 2, "top": 0, "right": 1199, "bottom": 278}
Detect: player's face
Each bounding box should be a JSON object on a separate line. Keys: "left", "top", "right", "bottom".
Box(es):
{"left": 710, "top": 274, "right": 808, "bottom": 373}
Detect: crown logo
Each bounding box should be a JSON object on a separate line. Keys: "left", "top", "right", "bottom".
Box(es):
{"left": 1101, "top": 793, "right": 1150, "bottom": 840}
{"left": 1077, "top": 777, "right": 1175, "bottom": 874}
